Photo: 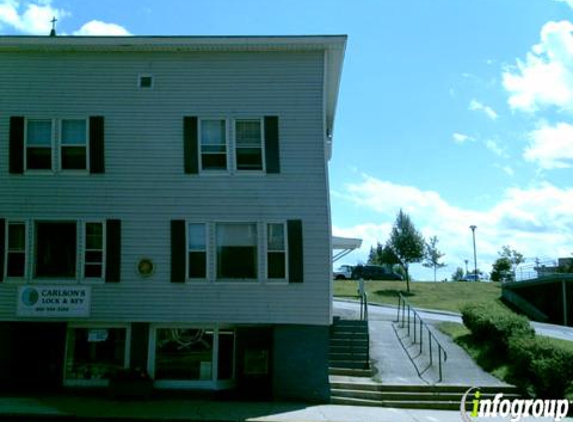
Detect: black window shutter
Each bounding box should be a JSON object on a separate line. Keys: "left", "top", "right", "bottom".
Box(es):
{"left": 171, "top": 220, "right": 186, "bottom": 282}
{"left": 9, "top": 117, "right": 24, "bottom": 174}
{"left": 287, "top": 219, "right": 303, "bottom": 283}
{"left": 264, "top": 116, "right": 280, "bottom": 174}
{"left": 89, "top": 116, "right": 105, "bottom": 174}
{"left": 183, "top": 117, "right": 198, "bottom": 174}
{"left": 0, "top": 219, "right": 5, "bottom": 282}
{"left": 105, "top": 219, "right": 121, "bottom": 282}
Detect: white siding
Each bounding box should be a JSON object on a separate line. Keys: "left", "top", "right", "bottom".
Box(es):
{"left": 0, "top": 50, "right": 332, "bottom": 325}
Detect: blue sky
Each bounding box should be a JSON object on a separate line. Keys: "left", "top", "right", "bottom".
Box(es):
{"left": 2, "top": 0, "right": 573, "bottom": 280}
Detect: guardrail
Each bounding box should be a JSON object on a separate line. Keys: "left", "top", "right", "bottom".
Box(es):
{"left": 395, "top": 293, "right": 447, "bottom": 382}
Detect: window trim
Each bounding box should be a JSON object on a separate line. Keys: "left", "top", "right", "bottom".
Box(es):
{"left": 59, "top": 118, "right": 90, "bottom": 173}
{"left": 63, "top": 322, "right": 131, "bottom": 387}
{"left": 3, "top": 220, "right": 28, "bottom": 282}
{"left": 265, "top": 221, "right": 288, "bottom": 283}
{"left": 198, "top": 118, "right": 229, "bottom": 174}
{"left": 82, "top": 220, "right": 106, "bottom": 283}
{"left": 147, "top": 324, "right": 236, "bottom": 390}
{"left": 186, "top": 221, "right": 209, "bottom": 282}
{"left": 233, "top": 117, "right": 266, "bottom": 174}
{"left": 24, "top": 118, "right": 55, "bottom": 173}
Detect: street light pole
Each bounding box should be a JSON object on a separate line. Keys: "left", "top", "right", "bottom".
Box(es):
{"left": 470, "top": 225, "right": 478, "bottom": 280}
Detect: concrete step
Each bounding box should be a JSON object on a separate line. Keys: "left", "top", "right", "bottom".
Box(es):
{"left": 329, "top": 360, "right": 369, "bottom": 369}
{"left": 329, "top": 344, "right": 369, "bottom": 352}
{"left": 329, "top": 382, "right": 520, "bottom": 395}
{"left": 330, "top": 338, "right": 368, "bottom": 346}
{"left": 328, "top": 367, "right": 374, "bottom": 377}
{"left": 331, "top": 388, "right": 521, "bottom": 402}
{"left": 330, "top": 332, "right": 369, "bottom": 340}
{"left": 332, "top": 320, "right": 368, "bottom": 328}
{"left": 331, "top": 325, "right": 369, "bottom": 333}
{"left": 329, "top": 352, "right": 368, "bottom": 360}
{"left": 330, "top": 396, "right": 471, "bottom": 411}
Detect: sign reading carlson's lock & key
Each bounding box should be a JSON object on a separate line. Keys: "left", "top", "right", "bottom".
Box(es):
{"left": 17, "top": 286, "right": 91, "bottom": 317}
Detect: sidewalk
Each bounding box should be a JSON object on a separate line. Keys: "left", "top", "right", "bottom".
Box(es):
{"left": 1, "top": 395, "right": 570, "bottom": 421}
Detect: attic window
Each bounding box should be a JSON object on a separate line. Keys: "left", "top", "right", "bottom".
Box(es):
{"left": 139, "top": 75, "right": 154, "bottom": 89}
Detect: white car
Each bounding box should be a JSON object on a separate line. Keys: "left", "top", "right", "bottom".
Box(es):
{"left": 333, "top": 265, "right": 353, "bottom": 280}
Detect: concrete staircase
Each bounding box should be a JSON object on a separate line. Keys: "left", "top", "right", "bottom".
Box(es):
{"left": 329, "top": 319, "right": 372, "bottom": 377}
{"left": 330, "top": 382, "right": 522, "bottom": 410}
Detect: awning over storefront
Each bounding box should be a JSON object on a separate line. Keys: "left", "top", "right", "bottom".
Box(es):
{"left": 332, "top": 236, "right": 362, "bottom": 263}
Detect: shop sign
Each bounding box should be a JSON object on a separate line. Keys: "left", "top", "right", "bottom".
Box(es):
{"left": 17, "top": 286, "right": 91, "bottom": 317}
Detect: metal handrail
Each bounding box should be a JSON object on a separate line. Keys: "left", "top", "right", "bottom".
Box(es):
{"left": 395, "top": 293, "right": 448, "bottom": 382}
{"left": 359, "top": 291, "right": 369, "bottom": 321}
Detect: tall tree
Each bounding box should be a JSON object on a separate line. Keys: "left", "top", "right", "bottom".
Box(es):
{"left": 423, "top": 236, "right": 446, "bottom": 282}
{"left": 386, "top": 209, "right": 425, "bottom": 293}
{"left": 499, "top": 245, "right": 525, "bottom": 274}
{"left": 451, "top": 267, "right": 464, "bottom": 281}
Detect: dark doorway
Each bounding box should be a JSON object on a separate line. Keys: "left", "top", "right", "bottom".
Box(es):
{"left": 9, "top": 322, "right": 67, "bottom": 392}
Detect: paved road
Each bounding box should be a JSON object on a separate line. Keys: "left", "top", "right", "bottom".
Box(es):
{"left": 333, "top": 299, "right": 573, "bottom": 341}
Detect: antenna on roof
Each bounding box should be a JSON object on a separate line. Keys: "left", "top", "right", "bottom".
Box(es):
{"left": 49, "top": 16, "right": 57, "bottom": 37}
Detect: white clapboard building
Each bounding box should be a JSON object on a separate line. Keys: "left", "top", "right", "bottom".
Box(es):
{"left": 0, "top": 35, "right": 346, "bottom": 401}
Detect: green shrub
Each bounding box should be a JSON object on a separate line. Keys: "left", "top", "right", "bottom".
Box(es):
{"left": 508, "top": 336, "right": 573, "bottom": 399}
{"left": 461, "top": 302, "right": 534, "bottom": 350}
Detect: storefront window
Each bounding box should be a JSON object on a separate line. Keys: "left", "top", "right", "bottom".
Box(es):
{"left": 65, "top": 327, "right": 126, "bottom": 381}
{"left": 155, "top": 329, "right": 214, "bottom": 380}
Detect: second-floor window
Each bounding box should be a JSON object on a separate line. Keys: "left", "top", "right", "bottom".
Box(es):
{"left": 235, "top": 119, "right": 263, "bottom": 171}
{"left": 35, "top": 221, "right": 77, "bottom": 278}
{"left": 84, "top": 222, "right": 104, "bottom": 278}
{"left": 61, "top": 119, "right": 88, "bottom": 170}
{"left": 200, "top": 119, "right": 227, "bottom": 171}
{"left": 26, "top": 119, "right": 53, "bottom": 170}
{"left": 7, "top": 222, "right": 26, "bottom": 278}
{"left": 267, "top": 223, "right": 286, "bottom": 279}
{"left": 216, "top": 223, "right": 257, "bottom": 280}
{"left": 188, "top": 223, "right": 207, "bottom": 279}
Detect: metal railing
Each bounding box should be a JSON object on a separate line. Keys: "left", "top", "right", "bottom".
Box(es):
{"left": 395, "top": 293, "right": 447, "bottom": 382}
{"left": 359, "top": 291, "right": 369, "bottom": 321}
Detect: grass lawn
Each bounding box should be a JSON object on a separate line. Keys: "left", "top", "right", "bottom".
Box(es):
{"left": 333, "top": 279, "right": 507, "bottom": 313}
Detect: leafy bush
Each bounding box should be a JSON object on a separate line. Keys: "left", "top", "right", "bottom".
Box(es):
{"left": 461, "top": 302, "right": 534, "bottom": 350}
{"left": 508, "top": 336, "right": 573, "bottom": 399}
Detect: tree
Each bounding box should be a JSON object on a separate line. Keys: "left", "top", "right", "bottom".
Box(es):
{"left": 491, "top": 257, "right": 512, "bottom": 282}
{"left": 451, "top": 267, "right": 464, "bottom": 281}
{"left": 422, "top": 236, "right": 446, "bottom": 282}
{"left": 499, "top": 245, "right": 525, "bottom": 274}
{"left": 386, "top": 209, "right": 425, "bottom": 293}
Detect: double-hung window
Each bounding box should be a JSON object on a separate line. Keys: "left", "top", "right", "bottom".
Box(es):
{"left": 61, "top": 119, "right": 88, "bottom": 170}
{"left": 216, "top": 223, "right": 257, "bottom": 280}
{"left": 267, "top": 223, "right": 286, "bottom": 280}
{"left": 188, "top": 223, "right": 207, "bottom": 279}
{"left": 6, "top": 222, "right": 26, "bottom": 278}
{"left": 84, "top": 222, "right": 104, "bottom": 279}
{"left": 26, "top": 119, "right": 53, "bottom": 170}
{"left": 235, "top": 119, "right": 263, "bottom": 171}
{"left": 200, "top": 119, "right": 227, "bottom": 171}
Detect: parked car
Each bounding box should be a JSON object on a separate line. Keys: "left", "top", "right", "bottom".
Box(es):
{"left": 351, "top": 265, "right": 403, "bottom": 281}
{"left": 333, "top": 265, "right": 354, "bottom": 280}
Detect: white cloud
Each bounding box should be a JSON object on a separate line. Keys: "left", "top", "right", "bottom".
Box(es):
{"left": 503, "top": 20, "right": 573, "bottom": 112}
{"left": 502, "top": 166, "right": 514, "bottom": 176}
{"left": 555, "top": 0, "right": 573, "bottom": 9}
{"left": 0, "top": 0, "right": 69, "bottom": 34}
{"left": 73, "top": 20, "right": 130, "bottom": 36}
{"left": 0, "top": 1, "right": 130, "bottom": 36}
{"left": 484, "top": 139, "right": 506, "bottom": 157}
{"left": 333, "top": 175, "right": 573, "bottom": 279}
{"left": 469, "top": 99, "right": 499, "bottom": 120}
{"left": 525, "top": 122, "right": 573, "bottom": 169}
{"left": 452, "top": 132, "right": 473, "bottom": 144}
